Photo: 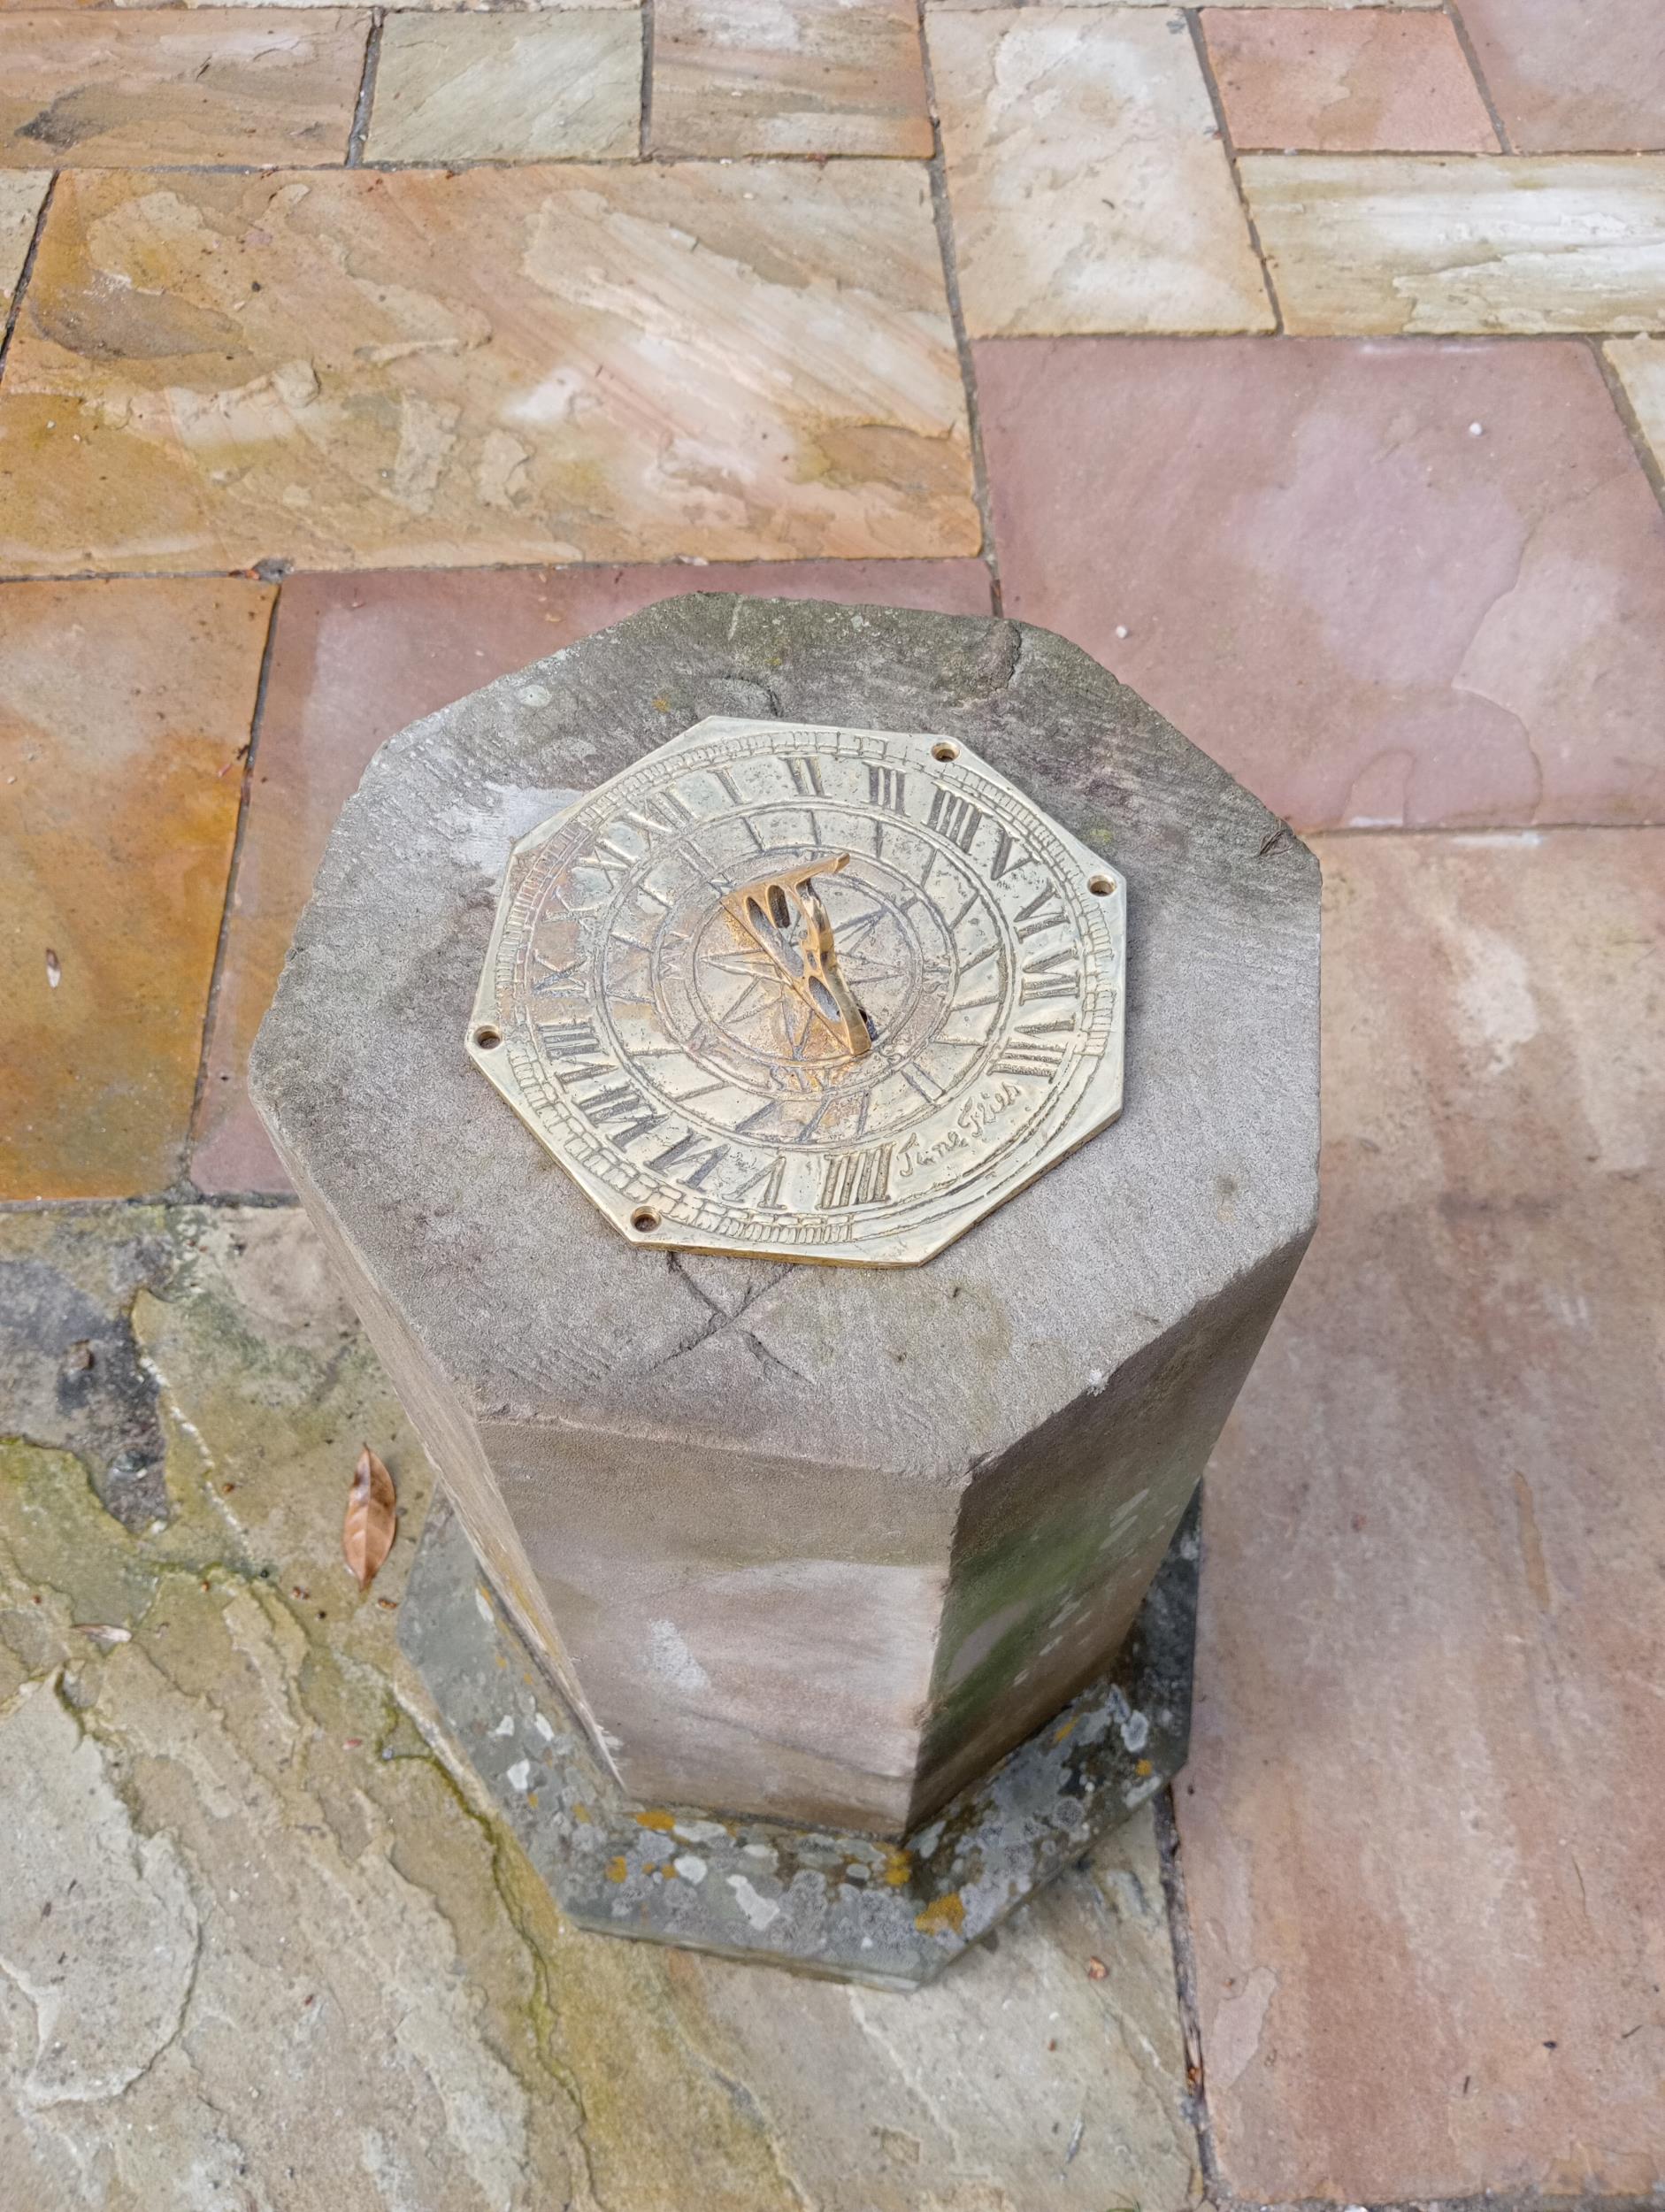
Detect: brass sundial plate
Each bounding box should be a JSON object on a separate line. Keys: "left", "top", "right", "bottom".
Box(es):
{"left": 468, "top": 718, "right": 1125, "bottom": 1267}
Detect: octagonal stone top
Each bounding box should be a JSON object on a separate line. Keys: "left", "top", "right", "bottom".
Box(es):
{"left": 253, "top": 595, "right": 1318, "bottom": 1492}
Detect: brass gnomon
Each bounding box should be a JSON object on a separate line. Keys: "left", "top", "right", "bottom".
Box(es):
{"left": 721, "top": 853, "right": 874, "bottom": 1060}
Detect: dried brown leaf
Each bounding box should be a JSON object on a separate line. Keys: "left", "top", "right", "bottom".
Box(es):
{"left": 343, "top": 1444, "right": 396, "bottom": 1593}
{"left": 1086, "top": 1955, "right": 1109, "bottom": 1982}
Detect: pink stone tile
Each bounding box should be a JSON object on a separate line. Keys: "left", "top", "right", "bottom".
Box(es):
{"left": 1201, "top": 8, "right": 1498, "bottom": 152}
{"left": 976, "top": 335, "right": 1665, "bottom": 830}
{"left": 1458, "top": 0, "right": 1665, "bottom": 153}
{"left": 1179, "top": 828, "right": 1665, "bottom": 2201}
{"left": 191, "top": 559, "right": 992, "bottom": 1192}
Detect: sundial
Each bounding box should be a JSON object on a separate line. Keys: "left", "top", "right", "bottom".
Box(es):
{"left": 468, "top": 715, "right": 1125, "bottom": 1265}
{"left": 257, "top": 595, "right": 1319, "bottom": 1984}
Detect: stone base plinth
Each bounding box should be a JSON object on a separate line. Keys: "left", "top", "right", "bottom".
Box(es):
{"left": 400, "top": 1488, "right": 1201, "bottom": 1990}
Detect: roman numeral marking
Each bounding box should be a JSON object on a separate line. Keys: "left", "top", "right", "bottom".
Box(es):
{"left": 784, "top": 755, "right": 825, "bottom": 798}
{"left": 867, "top": 764, "right": 909, "bottom": 814}
{"left": 989, "top": 828, "right": 1024, "bottom": 881}
{"left": 994, "top": 1037, "right": 1068, "bottom": 1079}
{"left": 818, "top": 1145, "right": 894, "bottom": 1210}
{"left": 541, "top": 1018, "right": 600, "bottom": 1052}
{"left": 731, "top": 1154, "right": 787, "bottom": 1209}
{"left": 928, "top": 788, "right": 985, "bottom": 853}
{"left": 648, "top": 1133, "right": 728, "bottom": 1190}
{"left": 577, "top": 1081, "right": 662, "bottom": 1148}
{"left": 1015, "top": 885, "right": 1067, "bottom": 941}
{"left": 1019, "top": 945, "right": 1078, "bottom": 1004}
{"left": 586, "top": 837, "right": 636, "bottom": 888}
{"left": 538, "top": 1018, "right": 614, "bottom": 1084}
{"left": 622, "top": 789, "right": 695, "bottom": 842}
{"left": 711, "top": 765, "right": 741, "bottom": 803}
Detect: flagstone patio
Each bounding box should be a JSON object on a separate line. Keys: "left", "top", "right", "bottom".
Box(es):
{"left": 1, "top": 1, "right": 1661, "bottom": 2205}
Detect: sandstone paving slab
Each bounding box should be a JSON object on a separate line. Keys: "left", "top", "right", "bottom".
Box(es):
{"left": 0, "top": 10, "right": 369, "bottom": 167}
{"left": 1242, "top": 154, "right": 1665, "bottom": 334}
{"left": 0, "top": 577, "right": 272, "bottom": 1201}
{"left": 1457, "top": 0, "right": 1665, "bottom": 155}
{"left": 365, "top": 10, "right": 641, "bottom": 161}
{"left": 925, "top": 7, "right": 1273, "bottom": 337}
{"left": 0, "top": 172, "right": 49, "bottom": 312}
{"left": 191, "top": 559, "right": 993, "bottom": 1194}
{"left": 0, "top": 1200, "right": 1203, "bottom": 2208}
{"left": 651, "top": 0, "right": 932, "bottom": 158}
{"left": 1178, "top": 827, "right": 1665, "bottom": 2201}
{"left": 976, "top": 334, "right": 1665, "bottom": 831}
{"left": 1201, "top": 6, "right": 1497, "bottom": 152}
{"left": 1606, "top": 334, "right": 1665, "bottom": 475}
{"left": 0, "top": 163, "right": 978, "bottom": 576}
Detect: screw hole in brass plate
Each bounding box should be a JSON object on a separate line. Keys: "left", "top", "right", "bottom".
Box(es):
{"left": 931, "top": 741, "right": 959, "bottom": 762}
{"left": 474, "top": 1025, "right": 503, "bottom": 1049}
{"left": 631, "top": 1208, "right": 661, "bottom": 1233}
{"left": 1087, "top": 875, "right": 1116, "bottom": 896}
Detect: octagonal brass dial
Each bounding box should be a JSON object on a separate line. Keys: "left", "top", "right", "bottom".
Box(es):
{"left": 468, "top": 717, "right": 1125, "bottom": 1266}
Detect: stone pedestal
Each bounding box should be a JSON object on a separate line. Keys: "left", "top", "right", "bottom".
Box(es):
{"left": 252, "top": 595, "right": 1319, "bottom": 1975}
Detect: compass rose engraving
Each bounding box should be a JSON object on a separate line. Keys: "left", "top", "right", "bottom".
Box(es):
{"left": 468, "top": 717, "right": 1126, "bottom": 1266}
